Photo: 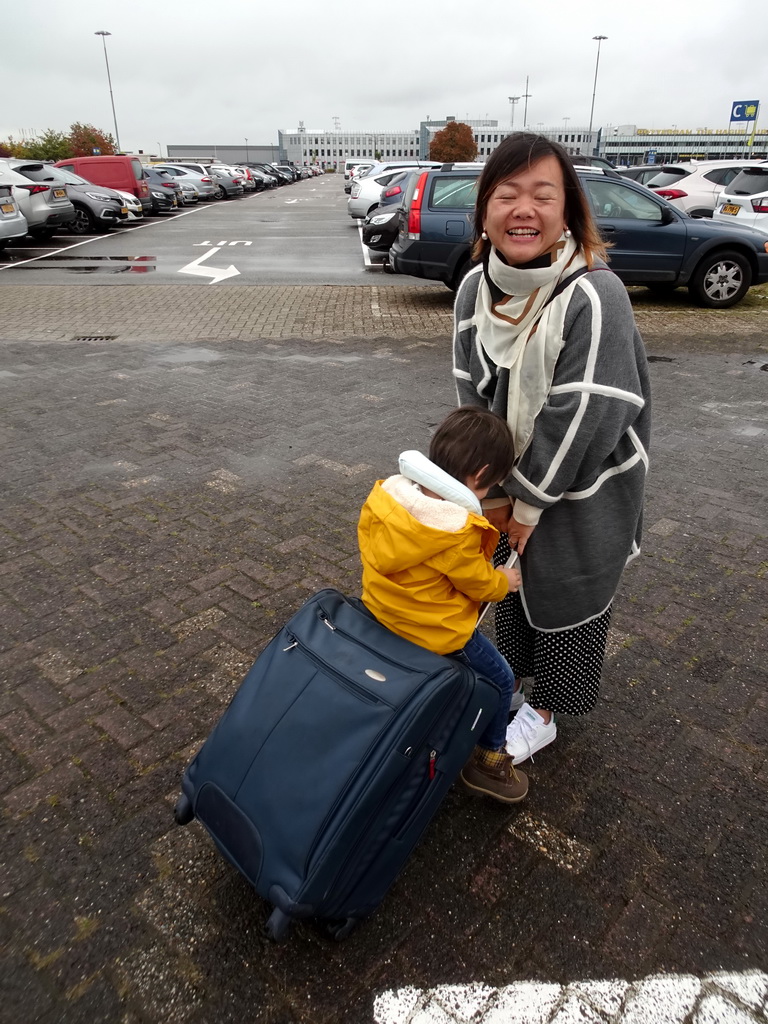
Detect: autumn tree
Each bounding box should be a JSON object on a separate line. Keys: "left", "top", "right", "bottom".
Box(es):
{"left": 68, "top": 123, "right": 116, "bottom": 156}
{"left": 24, "top": 129, "right": 73, "bottom": 162}
{"left": 0, "top": 142, "right": 14, "bottom": 157}
{"left": 429, "top": 122, "right": 477, "bottom": 163}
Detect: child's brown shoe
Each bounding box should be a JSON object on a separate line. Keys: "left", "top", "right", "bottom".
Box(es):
{"left": 460, "top": 746, "right": 528, "bottom": 804}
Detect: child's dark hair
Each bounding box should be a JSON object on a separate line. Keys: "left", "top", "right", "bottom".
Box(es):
{"left": 429, "top": 407, "right": 514, "bottom": 488}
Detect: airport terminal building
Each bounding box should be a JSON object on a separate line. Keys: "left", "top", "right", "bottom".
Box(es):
{"left": 167, "top": 120, "right": 767, "bottom": 169}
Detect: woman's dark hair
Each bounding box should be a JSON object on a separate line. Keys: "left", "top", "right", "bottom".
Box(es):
{"left": 429, "top": 407, "right": 514, "bottom": 488}
{"left": 471, "top": 132, "right": 608, "bottom": 266}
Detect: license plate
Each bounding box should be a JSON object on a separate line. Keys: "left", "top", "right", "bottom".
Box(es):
{"left": 53, "top": 188, "right": 67, "bottom": 198}
{"left": 720, "top": 204, "right": 740, "bottom": 216}
{"left": 1, "top": 203, "right": 14, "bottom": 213}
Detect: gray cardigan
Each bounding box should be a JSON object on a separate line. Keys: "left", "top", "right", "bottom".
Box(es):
{"left": 453, "top": 264, "right": 651, "bottom": 631}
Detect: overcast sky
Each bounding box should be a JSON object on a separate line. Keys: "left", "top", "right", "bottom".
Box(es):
{"left": 2, "top": 0, "right": 764, "bottom": 155}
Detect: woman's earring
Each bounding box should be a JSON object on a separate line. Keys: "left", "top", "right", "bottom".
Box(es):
{"left": 481, "top": 230, "right": 488, "bottom": 240}
{"left": 564, "top": 228, "right": 572, "bottom": 238}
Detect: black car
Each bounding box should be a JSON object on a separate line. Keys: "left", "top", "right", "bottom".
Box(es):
{"left": 387, "top": 163, "right": 768, "bottom": 307}
{"left": 142, "top": 166, "right": 181, "bottom": 214}
{"left": 362, "top": 170, "right": 420, "bottom": 252}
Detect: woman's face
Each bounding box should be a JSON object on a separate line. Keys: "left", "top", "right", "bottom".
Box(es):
{"left": 482, "top": 154, "right": 568, "bottom": 265}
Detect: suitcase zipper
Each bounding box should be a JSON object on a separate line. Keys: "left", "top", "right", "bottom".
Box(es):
{"left": 282, "top": 632, "right": 384, "bottom": 706}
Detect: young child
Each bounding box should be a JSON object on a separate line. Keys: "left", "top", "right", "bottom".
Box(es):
{"left": 358, "top": 406, "right": 527, "bottom": 804}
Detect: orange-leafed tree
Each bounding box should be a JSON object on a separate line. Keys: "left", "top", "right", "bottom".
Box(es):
{"left": 68, "top": 123, "right": 116, "bottom": 156}
{"left": 429, "top": 122, "right": 477, "bottom": 163}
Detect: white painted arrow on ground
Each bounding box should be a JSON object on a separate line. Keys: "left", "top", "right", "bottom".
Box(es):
{"left": 179, "top": 247, "right": 240, "bottom": 284}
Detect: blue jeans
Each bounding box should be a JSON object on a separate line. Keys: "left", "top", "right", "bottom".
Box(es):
{"left": 449, "top": 630, "right": 515, "bottom": 751}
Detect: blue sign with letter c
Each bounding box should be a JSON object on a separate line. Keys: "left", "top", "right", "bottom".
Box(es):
{"left": 731, "top": 100, "right": 759, "bottom": 122}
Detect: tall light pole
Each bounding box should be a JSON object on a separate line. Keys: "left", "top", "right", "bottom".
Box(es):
{"left": 587, "top": 35, "right": 608, "bottom": 148}
{"left": 508, "top": 96, "right": 520, "bottom": 130}
{"left": 522, "top": 77, "right": 532, "bottom": 129}
{"left": 94, "top": 31, "right": 121, "bottom": 152}
{"left": 245, "top": 137, "right": 249, "bottom": 162}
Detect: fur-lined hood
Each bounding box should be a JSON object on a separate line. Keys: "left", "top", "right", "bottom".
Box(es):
{"left": 359, "top": 476, "right": 497, "bottom": 577}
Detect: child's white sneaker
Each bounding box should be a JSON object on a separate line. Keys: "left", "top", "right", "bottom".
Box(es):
{"left": 505, "top": 702, "right": 556, "bottom": 764}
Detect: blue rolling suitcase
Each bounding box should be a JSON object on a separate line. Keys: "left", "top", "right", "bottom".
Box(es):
{"left": 173, "top": 588, "right": 499, "bottom": 941}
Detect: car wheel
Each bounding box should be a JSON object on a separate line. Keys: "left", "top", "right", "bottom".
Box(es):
{"left": 68, "top": 205, "right": 97, "bottom": 235}
{"left": 29, "top": 227, "right": 57, "bottom": 240}
{"left": 689, "top": 249, "right": 751, "bottom": 309}
{"left": 215, "top": 184, "right": 226, "bottom": 199}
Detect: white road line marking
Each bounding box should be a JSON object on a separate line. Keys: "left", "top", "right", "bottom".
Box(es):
{"left": 374, "top": 971, "right": 768, "bottom": 1024}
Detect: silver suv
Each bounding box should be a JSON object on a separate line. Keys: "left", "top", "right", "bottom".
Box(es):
{"left": 9, "top": 160, "right": 128, "bottom": 234}
{"left": 0, "top": 158, "right": 75, "bottom": 239}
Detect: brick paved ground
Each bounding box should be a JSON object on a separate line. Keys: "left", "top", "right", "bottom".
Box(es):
{"left": 0, "top": 285, "right": 766, "bottom": 1023}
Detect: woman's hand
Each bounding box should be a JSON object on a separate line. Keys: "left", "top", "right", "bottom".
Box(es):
{"left": 507, "top": 517, "right": 536, "bottom": 555}
{"left": 484, "top": 505, "right": 512, "bottom": 533}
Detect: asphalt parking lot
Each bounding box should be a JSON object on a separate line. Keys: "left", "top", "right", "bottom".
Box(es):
{"left": 1, "top": 197, "right": 767, "bottom": 1022}
{"left": 0, "top": 175, "right": 420, "bottom": 287}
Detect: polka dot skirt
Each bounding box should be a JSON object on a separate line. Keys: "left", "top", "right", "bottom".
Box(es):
{"left": 494, "top": 534, "right": 612, "bottom": 716}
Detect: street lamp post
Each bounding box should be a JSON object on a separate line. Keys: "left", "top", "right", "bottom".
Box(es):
{"left": 522, "top": 77, "right": 532, "bottom": 129}
{"left": 245, "top": 137, "right": 249, "bottom": 162}
{"left": 587, "top": 35, "right": 608, "bottom": 150}
{"left": 508, "top": 96, "right": 520, "bottom": 130}
{"left": 94, "top": 31, "right": 121, "bottom": 153}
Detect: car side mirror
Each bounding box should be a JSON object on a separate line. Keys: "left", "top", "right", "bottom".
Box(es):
{"left": 659, "top": 206, "right": 676, "bottom": 224}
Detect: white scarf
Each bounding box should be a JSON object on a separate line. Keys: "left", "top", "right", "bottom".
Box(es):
{"left": 474, "top": 236, "right": 588, "bottom": 456}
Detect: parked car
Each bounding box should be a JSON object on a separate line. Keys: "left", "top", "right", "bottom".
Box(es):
{"left": 714, "top": 164, "right": 768, "bottom": 231}
{"left": 54, "top": 154, "right": 151, "bottom": 213}
{"left": 0, "top": 159, "right": 75, "bottom": 239}
{"left": 275, "top": 164, "right": 299, "bottom": 182}
{"left": 230, "top": 165, "right": 258, "bottom": 191}
{"left": 142, "top": 166, "right": 181, "bottom": 214}
{"left": 344, "top": 160, "right": 374, "bottom": 193}
{"left": 206, "top": 166, "right": 244, "bottom": 198}
{"left": 9, "top": 160, "right": 128, "bottom": 235}
{"left": 362, "top": 204, "right": 401, "bottom": 251}
{"left": 248, "top": 167, "right": 277, "bottom": 189}
{"left": 265, "top": 164, "right": 293, "bottom": 185}
{"left": 387, "top": 163, "right": 768, "bottom": 307}
{"left": 115, "top": 189, "right": 144, "bottom": 220}
{"left": 618, "top": 164, "right": 665, "bottom": 185}
{"left": 172, "top": 161, "right": 214, "bottom": 179}
{"left": 0, "top": 183, "right": 28, "bottom": 248}
{"left": 177, "top": 180, "right": 200, "bottom": 204}
{"left": 644, "top": 160, "right": 756, "bottom": 218}
{"left": 348, "top": 163, "right": 443, "bottom": 219}
{"left": 151, "top": 164, "right": 217, "bottom": 200}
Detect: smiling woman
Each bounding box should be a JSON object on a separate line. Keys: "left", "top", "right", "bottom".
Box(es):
{"left": 453, "top": 132, "right": 651, "bottom": 767}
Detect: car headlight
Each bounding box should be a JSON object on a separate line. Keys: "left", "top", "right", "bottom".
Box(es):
{"left": 370, "top": 213, "right": 396, "bottom": 225}
{"left": 151, "top": 191, "right": 165, "bottom": 198}
{"left": 84, "top": 192, "right": 113, "bottom": 201}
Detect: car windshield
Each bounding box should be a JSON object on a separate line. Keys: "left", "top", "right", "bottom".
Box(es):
{"left": 646, "top": 168, "right": 689, "bottom": 187}
{"left": 726, "top": 168, "right": 768, "bottom": 196}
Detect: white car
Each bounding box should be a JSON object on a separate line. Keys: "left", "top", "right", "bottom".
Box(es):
{"left": 645, "top": 160, "right": 756, "bottom": 218}
{"left": 347, "top": 163, "right": 442, "bottom": 219}
{"left": 0, "top": 183, "right": 28, "bottom": 248}
{"left": 116, "top": 189, "right": 144, "bottom": 220}
{"left": 714, "top": 164, "right": 768, "bottom": 231}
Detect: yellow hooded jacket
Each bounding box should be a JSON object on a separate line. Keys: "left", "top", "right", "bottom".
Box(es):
{"left": 358, "top": 475, "right": 508, "bottom": 655}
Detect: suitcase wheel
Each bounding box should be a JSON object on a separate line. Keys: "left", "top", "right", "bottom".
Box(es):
{"left": 321, "top": 917, "right": 360, "bottom": 942}
{"left": 265, "top": 908, "right": 293, "bottom": 943}
{"left": 173, "top": 793, "right": 194, "bottom": 826}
